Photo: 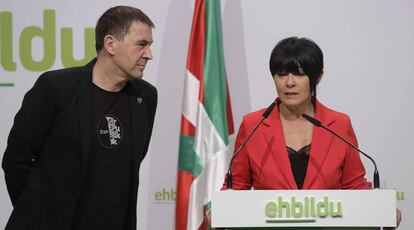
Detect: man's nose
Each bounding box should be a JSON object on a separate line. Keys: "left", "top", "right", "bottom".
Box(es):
{"left": 144, "top": 46, "right": 153, "bottom": 60}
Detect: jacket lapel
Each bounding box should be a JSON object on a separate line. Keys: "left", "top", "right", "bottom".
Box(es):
{"left": 262, "top": 105, "right": 298, "bottom": 189}
{"left": 77, "top": 59, "right": 95, "bottom": 172}
{"left": 126, "top": 82, "right": 147, "bottom": 167}
{"left": 302, "top": 101, "right": 335, "bottom": 189}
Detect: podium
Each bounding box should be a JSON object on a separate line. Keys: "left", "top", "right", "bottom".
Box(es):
{"left": 211, "top": 190, "right": 396, "bottom": 229}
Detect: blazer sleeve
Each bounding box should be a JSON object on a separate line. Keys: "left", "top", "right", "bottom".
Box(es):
{"left": 340, "top": 116, "right": 371, "bottom": 189}
{"left": 222, "top": 117, "right": 253, "bottom": 190}
{"left": 2, "top": 73, "right": 55, "bottom": 205}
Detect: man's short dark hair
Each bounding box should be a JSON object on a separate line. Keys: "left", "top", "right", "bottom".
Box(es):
{"left": 95, "top": 6, "right": 155, "bottom": 52}
{"left": 269, "top": 37, "right": 323, "bottom": 97}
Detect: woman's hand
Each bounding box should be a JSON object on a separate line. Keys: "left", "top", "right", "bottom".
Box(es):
{"left": 383, "top": 208, "right": 401, "bottom": 230}
{"left": 206, "top": 208, "right": 215, "bottom": 230}
{"left": 396, "top": 208, "right": 402, "bottom": 228}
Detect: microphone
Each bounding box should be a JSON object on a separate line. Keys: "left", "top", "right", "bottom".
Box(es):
{"left": 226, "top": 102, "right": 276, "bottom": 190}
{"left": 302, "top": 113, "right": 380, "bottom": 189}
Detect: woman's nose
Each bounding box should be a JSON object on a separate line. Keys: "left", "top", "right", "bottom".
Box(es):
{"left": 286, "top": 73, "right": 296, "bottom": 87}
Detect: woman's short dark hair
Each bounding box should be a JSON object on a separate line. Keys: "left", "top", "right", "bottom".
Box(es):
{"left": 95, "top": 6, "right": 155, "bottom": 53}
{"left": 269, "top": 37, "right": 323, "bottom": 97}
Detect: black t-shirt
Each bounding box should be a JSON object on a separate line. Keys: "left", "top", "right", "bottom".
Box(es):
{"left": 71, "top": 84, "right": 133, "bottom": 230}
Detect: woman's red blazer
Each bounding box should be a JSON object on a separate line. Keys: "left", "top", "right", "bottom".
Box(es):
{"left": 224, "top": 99, "right": 370, "bottom": 190}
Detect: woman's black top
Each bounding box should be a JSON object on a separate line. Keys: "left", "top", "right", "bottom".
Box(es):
{"left": 286, "top": 144, "right": 311, "bottom": 189}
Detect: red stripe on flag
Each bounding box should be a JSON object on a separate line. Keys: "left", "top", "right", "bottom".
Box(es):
{"left": 180, "top": 115, "right": 196, "bottom": 136}
{"left": 186, "top": 0, "right": 206, "bottom": 105}
{"left": 199, "top": 80, "right": 205, "bottom": 104}
{"left": 197, "top": 207, "right": 210, "bottom": 230}
{"left": 197, "top": 221, "right": 207, "bottom": 230}
{"left": 186, "top": 0, "right": 205, "bottom": 82}
{"left": 225, "top": 83, "right": 235, "bottom": 135}
{"left": 175, "top": 171, "right": 196, "bottom": 230}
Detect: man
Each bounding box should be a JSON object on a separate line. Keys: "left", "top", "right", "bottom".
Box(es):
{"left": 2, "top": 6, "right": 157, "bottom": 230}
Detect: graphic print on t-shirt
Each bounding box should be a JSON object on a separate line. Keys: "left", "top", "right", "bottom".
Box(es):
{"left": 97, "top": 114, "right": 123, "bottom": 148}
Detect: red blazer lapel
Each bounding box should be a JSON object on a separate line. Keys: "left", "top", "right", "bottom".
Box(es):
{"left": 302, "top": 101, "right": 336, "bottom": 189}
{"left": 262, "top": 106, "right": 298, "bottom": 189}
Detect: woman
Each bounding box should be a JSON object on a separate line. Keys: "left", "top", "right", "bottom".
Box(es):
{"left": 215, "top": 37, "right": 401, "bottom": 228}
{"left": 223, "top": 37, "right": 370, "bottom": 190}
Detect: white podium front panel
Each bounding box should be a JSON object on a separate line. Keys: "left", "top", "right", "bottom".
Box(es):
{"left": 212, "top": 190, "right": 396, "bottom": 228}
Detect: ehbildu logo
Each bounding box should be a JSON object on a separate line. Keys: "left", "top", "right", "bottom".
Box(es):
{"left": 0, "top": 10, "right": 95, "bottom": 72}
{"left": 265, "top": 196, "right": 342, "bottom": 223}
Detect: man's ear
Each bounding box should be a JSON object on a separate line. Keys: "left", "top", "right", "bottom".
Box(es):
{"left": 317, "top": 70, "right": 324, "bottom": 85}
{"left": 103, "top": 34, "right": 116, "bottom": 55}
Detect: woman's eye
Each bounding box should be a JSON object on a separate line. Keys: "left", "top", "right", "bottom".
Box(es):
{"left": 277, "top": 72, "right": 288, "bottom": 77}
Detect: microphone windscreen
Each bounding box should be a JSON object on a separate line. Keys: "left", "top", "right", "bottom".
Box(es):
{"left": 302, "top": 113, "right": 322, "bottom": 127}
{"left": 263, "top": 102, "right": 276, "bottom": 118}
